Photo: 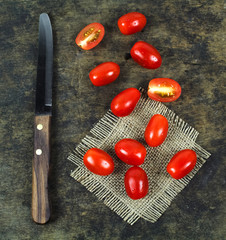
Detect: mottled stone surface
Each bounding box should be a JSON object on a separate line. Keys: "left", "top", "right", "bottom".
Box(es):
{"left": 0, "top": 0, "right": 225, "bottom": 239}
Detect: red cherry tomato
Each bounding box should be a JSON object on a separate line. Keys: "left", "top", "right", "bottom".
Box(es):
{"left": 148, "top": 78, "right": 182, "bottom": 102}
{"left": 115, "top": 138, "right": 146, "bottom": 165}
{"left": 83, "top": 148, "right": 114, "bottom": 176}
{"left": 144, "top": 114, "right": 168, "bottom": 147}
{"left": 118, "top": 12, "right": 147, "bottom": 35}
{"left": 124, "top": 166, "right": 149, "bottom": 200}
{"left": 89, "top": 62, "right": 120, "bottom": 86}
{"left": 130, "top": 41, "right": 162, "bottom": 69}
{"left": 111, "top": 88, "right": 140, "bottom": 117}
{"left": 167, "top": 149, "right": 197, "bottom": 179}
{"left": 75, "top": 23, "right": 105, "bottom": 50}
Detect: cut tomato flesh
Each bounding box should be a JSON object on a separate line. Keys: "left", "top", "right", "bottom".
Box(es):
{"left": 148, "top": 86, "right": 176, "bottom": 98}
{"left": 75, "top": 23, "right": 105, "bottom": 50}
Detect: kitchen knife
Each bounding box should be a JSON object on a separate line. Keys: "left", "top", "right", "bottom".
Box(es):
{"left": 32, "top": 13, "right": 53, "bottom": 224}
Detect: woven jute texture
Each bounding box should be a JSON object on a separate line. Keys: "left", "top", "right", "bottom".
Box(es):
{"left": 68, "top": 89, "right": 211, "bottom": 225}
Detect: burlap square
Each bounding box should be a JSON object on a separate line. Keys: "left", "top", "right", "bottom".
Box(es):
{"left": 68, "top": 89, "right": 211, "bottom": 225}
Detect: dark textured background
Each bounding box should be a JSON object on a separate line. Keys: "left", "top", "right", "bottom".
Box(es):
{"left": 0, "top": 0, "right": 225, "bottom": 239}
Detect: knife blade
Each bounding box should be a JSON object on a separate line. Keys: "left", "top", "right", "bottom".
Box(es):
{"left": 32, "top": 13, "right": 53, "bottom": 224}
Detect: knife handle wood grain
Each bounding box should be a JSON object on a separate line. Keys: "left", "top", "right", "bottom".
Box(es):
{"left": 32, "top": 115, "right": 51, "bottom": 224}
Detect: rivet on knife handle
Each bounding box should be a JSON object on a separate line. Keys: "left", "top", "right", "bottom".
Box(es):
{"left": 32, "top": 115, "right": 51, "bottom": 224}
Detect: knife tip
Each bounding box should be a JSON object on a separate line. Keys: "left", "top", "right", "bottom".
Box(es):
{"left": 40, "top": 13, "right": 49, "bottom": 20}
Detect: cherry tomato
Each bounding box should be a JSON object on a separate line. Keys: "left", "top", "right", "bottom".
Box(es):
{"left": 115, "top": 138, "right": 146, "bottom": 165}
{"left": 111, "top": 88, "right": 140, "bottom": 117}
{"left": 118, "top": 12, "right": 147, "bottom": 35}
{"left": 124, "top": 166, "right": 149, "bottom": 200}
{"left": 89, "top": 62, "right": 120, "bottom": 86}
{"left": 167, "top": 149, "right": 197, "bottom": 179}
{"left": 75, "top": 23, "right": 105, "bottom": 50}
{"left": 148, "top": 78, "right": 182, "bottom": 102}
{"left": 130, "top": 41, "right": 162, "bottom": 69}
{"left": 144, "top": 114, "right": 168, "bottom": 147}
{"left": 83, "top": 148, "right": 114, "bottom": 176}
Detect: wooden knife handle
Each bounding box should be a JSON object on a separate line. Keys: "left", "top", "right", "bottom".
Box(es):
{"left": 32, "top": 115, "right": 51, "bottom": 224}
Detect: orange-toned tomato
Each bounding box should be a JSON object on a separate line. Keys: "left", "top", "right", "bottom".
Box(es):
{"left": 89, "top": 62, "right": 120, "bottom": 86}
{"left": 111, "top": 88, "right": 140, "bottom": 117}
{"left": 130, "top": 41, "right": 162, "bottom": 69}
{"left": 75, "top": 23, "right": 105, "bottom": 50}
{"left": 115, "top": 138, "right": 146, "bottom": 165}
{"left": 148, "top": 78, "right": 182, "bottom": 102}
{"left": 83, "top": 148, "right": 114, "bottom": 176}
{"left": 124, "top": 166, "right": 149, "bottom": 200}
{"left": 118, "top": 12, "right": 147, "bottom": 35}
{"left": 167, "top": 149, "right": 197, "bottom": 179}
{"left": 144, "top": 114, "right": 168, "bottom": 147}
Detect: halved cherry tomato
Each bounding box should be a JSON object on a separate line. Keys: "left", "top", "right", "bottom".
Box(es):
{"left": 167, "top": 149, "right": 197, "bottom": 179}
{"left": 115, "top": 138, "right": 146, "bottom": 165}
{"left": 111, "top": 88, "right": 140, "bottom": 117}
{"left": 124, "top": 166, "right": 149, "bottom": 200}
{"left": 144, "top": 114, "right": 168, "bottom": 147}
{"left": 130, "top": 41, "right": 162, "bottom": 69}
{"left": 148, "top": 78, "right": 182, "bottom": 102}
{"left": 83, "top": 148, "right": 114, "bottom": 176}
{"left": 89, "top": 62, "right": 120, "bottom": 86}
{"left": 118, "top": 12, "right": 147, "bottom": 35}
{"left": 75, "top": 23, "right": 105, "bottom": 50}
